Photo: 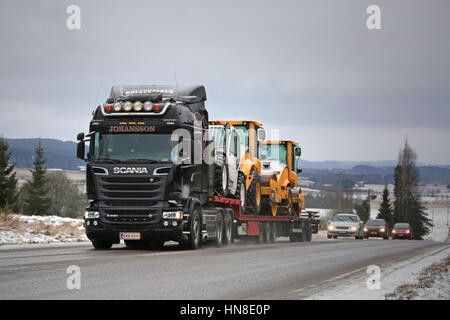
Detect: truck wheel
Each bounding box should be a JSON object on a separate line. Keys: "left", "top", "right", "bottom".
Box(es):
{"left": 247, "top": 169, "right": 261, "bottom": 215}
{"left": 92, "top": 240, "right": 112, "bottom": 250}
{"left": 185, "top": 208, "right": 201, "bottom": 250}
{"left": 265, "top": 222, "right": 272, "bottom": 243}
{"left": 214, "top": 211, "right": 224, "bottom": 247}
{"left": 215, "top": 163, "right": 229, "bottom": 196}
{"left": 223, "top": 209, "right": 234, "bottom": 244}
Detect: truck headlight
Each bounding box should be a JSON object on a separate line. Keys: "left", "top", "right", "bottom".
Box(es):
{"left": 85, "top": 211, "right": 99, "bottom": 219}
{"left": 162, "top": 211, "right": 183, "bottom": 219}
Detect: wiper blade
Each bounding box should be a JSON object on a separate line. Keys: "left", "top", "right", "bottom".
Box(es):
{"left": 127, "top": 159, "right": 170, "bottom": 164}
{"left": 93, "top": 158, "right": 124, "bottom": 163}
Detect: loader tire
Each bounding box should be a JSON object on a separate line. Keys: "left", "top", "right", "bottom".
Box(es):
{"left": 215, "top": 163, "right": 229, "bottom": 197}
{"left": 247, "top": 169, "right": 261, "bottom": 215}
{"left": 235, "top": 172, "right": 247, "bottom": 214}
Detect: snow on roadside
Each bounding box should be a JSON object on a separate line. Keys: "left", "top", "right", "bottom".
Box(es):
{"left": 305, "top": 246, "right": 450, "bottom": 300}
{"left": 0, "top": 214, "right": 88, "bottom": 245}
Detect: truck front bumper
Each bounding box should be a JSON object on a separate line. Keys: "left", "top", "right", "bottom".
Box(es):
{"left": 85, "top": 219, "right": 189, "bottom": 243}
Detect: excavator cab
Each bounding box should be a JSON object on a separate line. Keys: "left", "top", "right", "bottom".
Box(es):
{"left": 259, "top": 140, "right": 304, "bottom": 216}
{"left": 209, "top": 120, "right": 265, "bottom": 214}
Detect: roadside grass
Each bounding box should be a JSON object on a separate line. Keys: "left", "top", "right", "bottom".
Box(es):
{"left": 385, "top": 255, "right": 450, "bottom": 300}
{"left": 0, "top": 212, "right": 85, "bottom": 238}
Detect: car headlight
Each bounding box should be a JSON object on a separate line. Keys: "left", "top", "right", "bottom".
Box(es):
{"left": 162, "top": 211, "right": 183, "bottom": 219}
{"left": 328, "top": 225, "right": 335, "bottom": 231}
{"left": 85, "top": 211, "right": 99, "bottom": 219}
{"left": 364, "top": 227, "right": 368, "bottom": 232}
{"left": 349, "top": 226, "right": 358, "bottom": 231}
{"left": 405, "top": 230, "right": 410, "bottom": 233}
{"left": 380, "top": 228, "right": 385, "bottom": 232}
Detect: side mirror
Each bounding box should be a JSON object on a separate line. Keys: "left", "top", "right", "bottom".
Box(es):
{"left": 257, "top": 128, "right": 266, "bottom": 141}
{"left": 77, "top": 141, "right": 85, "bottom": 160}
{"left": 77, "top": 132, "right": 85, "bottom": 141}
{"left": 296, "top": 168, "right": 302, "bottom": 173}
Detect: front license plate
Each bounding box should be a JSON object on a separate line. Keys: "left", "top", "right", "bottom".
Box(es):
{"left": 371, "top": 232, "right": 377, "bottom": 235}
{"left": 338, "top": 231, "right": 346, "bottom": 234}
{"left": 398, "top": 234, "right": 403, "bottom": 236}
{"left": 119, "top": 232, "right": 141, "bottom": 240}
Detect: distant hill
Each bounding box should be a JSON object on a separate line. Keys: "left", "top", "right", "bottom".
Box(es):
{"left": 5, "top": 138, "right": 84, "bottom": 170}
{"left": 4, "top": 138, "right": 450, "bottom": 184}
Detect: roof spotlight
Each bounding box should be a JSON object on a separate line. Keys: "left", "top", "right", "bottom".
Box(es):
{"left": 123, "top": 101, "right": 133, "bottom": 112}
{"left": 133, "top": 101, "right": 143, "bottom": 112}
{"left": 113, "top": 102, "right": 122, "bottom": 112}
{"left": 143, "top": 101, "right": 153, "bottom": 112}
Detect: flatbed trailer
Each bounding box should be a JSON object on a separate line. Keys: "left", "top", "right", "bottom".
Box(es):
{"left": 203, "top": 196, "right": 313, "bottom": 243}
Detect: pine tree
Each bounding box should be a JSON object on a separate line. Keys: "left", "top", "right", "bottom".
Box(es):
{"left": 377, "top": 185, "right": 393, "bottom": 227}
{"left": 22, "top": 140, "right": 52, "bottom": 215}
{"left": 0, "top": 137, "right": 18, "bottom": 211}
{"left": 393, "top": 139, "right": 432, "bottom": 239}
{"left": 354, "top": 195, "right": 370, "bottom": 223}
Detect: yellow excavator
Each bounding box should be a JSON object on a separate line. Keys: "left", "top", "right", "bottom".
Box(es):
{"left": 209, "top": 120, "right": 265, "bottom": 214}
{"left": 259, "top": 140, "right": 304, "bottom": 216}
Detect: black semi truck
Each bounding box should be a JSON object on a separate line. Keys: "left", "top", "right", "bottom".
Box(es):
{"left": 77, "top": 84, "right": 312, "bottom": 250}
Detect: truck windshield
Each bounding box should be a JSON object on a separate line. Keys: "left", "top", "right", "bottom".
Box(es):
{"left": 90, "top": 133, "right": 176, "bottom": 163}
{"left": 259, "top": 144, "right": 287, "bottom": 164}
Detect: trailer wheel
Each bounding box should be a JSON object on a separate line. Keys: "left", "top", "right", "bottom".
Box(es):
{"left": 214, "top": 211, "right": 224, "bottom": 247}
{"left": 223, "top": 209, "right": 234, "bottom": 244}
{"left": 92, "top": 240, "right": 112, "bottom": 250}
{"left": 247, "top": 170, "right": 261, "bottom": 215}
{"left": 269, "top": 222, "right": 277, "bottom": 243}
{"left": 258, "top": 222, "right": 267, "bottom": 243}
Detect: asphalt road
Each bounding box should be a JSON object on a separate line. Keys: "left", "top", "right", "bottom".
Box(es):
{"left": 0, "top": 237, "right": 448, "bottom": 299}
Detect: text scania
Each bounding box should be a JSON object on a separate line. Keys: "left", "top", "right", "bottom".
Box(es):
{"left": 113, "top": 167, "right": 149, "bottom": 174}
{"left": 224, "top": 304, "right": 270, "bottom": 315}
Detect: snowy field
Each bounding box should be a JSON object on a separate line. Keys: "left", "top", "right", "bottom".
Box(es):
{"left": 0, "top": 214, "right": 88, "bottom": 245}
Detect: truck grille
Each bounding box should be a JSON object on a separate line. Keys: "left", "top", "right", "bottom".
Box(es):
{"left": 99, "top": 176, "right": 164, "bottom": 200}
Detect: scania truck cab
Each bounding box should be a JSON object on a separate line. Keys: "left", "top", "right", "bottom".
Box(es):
{"left": 77, "top": 85, "right": 227, "bottom": 250}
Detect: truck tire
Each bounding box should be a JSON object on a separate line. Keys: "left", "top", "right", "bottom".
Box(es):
{"left": 183, "top": 208, "right": 202, "bottom": 250}
{"left": 247, "top": 169, "right": 261, "bottom": 215}
{"left": 265, "top": 222, "right": 272, "bottom": 243}
{"left": 223, "top": 208, "right": 234, "bottom": 244}
{"left": 215, "top": 163, "right": 229, "bottom": 197}
{"left": 214, "top": 211, "right": 224, "bottom": 247}
{"left": 306, "top": 223, "right": 312, "bottom": 242}
{"left": 92, "top": 240, "right": 112, "bottom": 250}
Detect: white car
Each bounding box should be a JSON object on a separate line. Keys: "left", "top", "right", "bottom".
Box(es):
{"left": 327, "top": 214, "right": 364, "bottom": 240}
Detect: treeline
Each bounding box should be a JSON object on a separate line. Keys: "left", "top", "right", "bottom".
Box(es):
{"left": 307, "top": 139, "right": 432, "bottom": 239}
{"left": 0, "top": 137, "right": 86, "bottom": 218}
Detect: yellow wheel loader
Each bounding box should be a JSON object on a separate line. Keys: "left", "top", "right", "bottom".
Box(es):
{"left": 259, "top": 140, "right": 304, "bottom": 216}
{"left": 209, "top": 120, "right": 265, "bottom": 214}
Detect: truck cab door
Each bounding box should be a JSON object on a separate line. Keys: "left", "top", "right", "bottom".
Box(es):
{"left": 226, "top": 128, "right": 241, "bottom": 194}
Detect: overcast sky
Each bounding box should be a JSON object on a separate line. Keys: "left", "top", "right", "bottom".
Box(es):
{"left": 1, "top": 0, "right": 449, "bottom": 164}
